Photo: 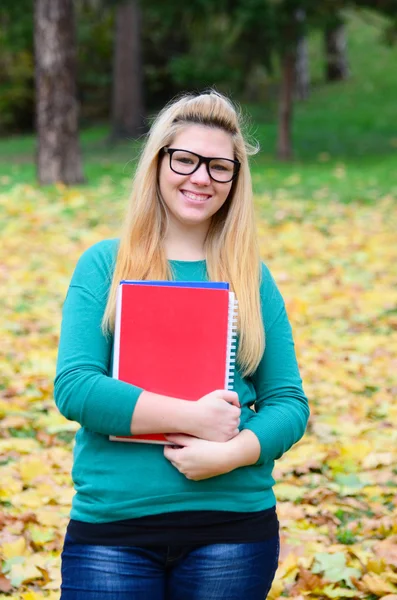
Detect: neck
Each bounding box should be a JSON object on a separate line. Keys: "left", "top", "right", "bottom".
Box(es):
{"left": 164, "top": 219, "right": 209, "bottom": 261}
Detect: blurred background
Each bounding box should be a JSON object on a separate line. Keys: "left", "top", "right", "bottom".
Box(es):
{"left": 1, "top": 2, "right": 397, "bottom": 599}
{"left": 0, "top": 0, "right": 397, "bottom": 199}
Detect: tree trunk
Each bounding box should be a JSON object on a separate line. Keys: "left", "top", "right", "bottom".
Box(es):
{"left": 111, "top": 0, "right": 145, "bottom": 140}
{"left": 325, "top": 22, "right": 349, "bottom": 82}
{"left": 277, "top": 51, "right": 295, "bottom": 161}
{"left": 295, "top": 36, "right": 310, "bottom": 100}
{"left": 34, "top": 0, "right": 84, "bottom": 185}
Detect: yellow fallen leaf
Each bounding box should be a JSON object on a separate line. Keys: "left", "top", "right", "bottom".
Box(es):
{"left": 0, "top": 438, "right": 39, "bottom": 453}
{"left": 361, "top": 574, "right": 397, "bottom": 596}
{"left": 267, "top": 577, "right": 284, "bottom": 599}
{"left": 41, "top": 593, "right": 60, "bottom": 600}
{"left": 1, "top": 536, "right": 27, "bottom": 559}
{"left": 45, "top": 593, "right": 60, "bottom": 600}
{"left": 367, "top": 558, "right": 388, "bottom": 574}
{"left": 35, "top": 482, "right": 58, "bottom": 500}
{"left": 35, "top": 508, "right": 66, "bottom": 527}
{"left": 7, "top": 562, "right": 43, "bottom": 587}
{"left": 54, "top": 487, "right": 75, "bottom": 505}
{"left": 361, "top": 485, "right": 385, "bottom": 499}
{"left": 341, "top": 436, "right": 373, "bottom": 461}
{"left": 274, "top": 483, "right": 304, "bottom": 501}
{"left": 29, "top": 525, "right": 56, "bottom": 546}
{"left": 0, "top": 475, "right": 24, "bottom": 499}
{"left": 277, "top": 552, "right": 300, "bottom": 579}
{"left": 321, "top": 585, "right": 357, "bottom": 598}
{"left": 19, "top": 458, "right": 52, "bottom": 485}
{"left": 42, "top": 571, "right": 62, "bottom": 591}
{"left": 21, "top": 591, "right": 49, "bottom": 600}
{"left": 362, "top": 452, "right": 394, "bottom": 469}
{"left": 12, "top": 490, "right": 44, "bottom": 509}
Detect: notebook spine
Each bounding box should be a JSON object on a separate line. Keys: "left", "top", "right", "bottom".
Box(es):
{"left": 225, "top": 292, "right": 238, "bottom": 390}
{"left": 112, "top": 284, "right": 123, "bottom": 379}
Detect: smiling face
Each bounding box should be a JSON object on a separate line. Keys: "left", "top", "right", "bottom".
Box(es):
{"left": 158, "top": 124, "right": 235, "bottom": 233}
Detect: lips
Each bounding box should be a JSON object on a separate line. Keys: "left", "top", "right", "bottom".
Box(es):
{"left": 180, "top": 189, "right": 212, "bottom": 202}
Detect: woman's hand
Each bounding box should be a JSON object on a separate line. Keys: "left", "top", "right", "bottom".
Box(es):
{"left": 163, "top": 430, "right": 261, "bottom": 481}
{"left": 164, "top": 434, "right": 234, "bottom": 481}
{"left": 188, "top": 390, "right": 241, "bottom": 442}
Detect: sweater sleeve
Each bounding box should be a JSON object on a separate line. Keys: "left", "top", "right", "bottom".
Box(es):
{"left": 242, "top": 263, "right": 310, "bottom": 465}
{"left": 53, "top": 240, "right": 144, "bottom": 436}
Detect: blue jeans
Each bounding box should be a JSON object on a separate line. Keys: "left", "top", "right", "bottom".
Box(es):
{"left": 61, "top": 532, "right": 279, "bottom": 599}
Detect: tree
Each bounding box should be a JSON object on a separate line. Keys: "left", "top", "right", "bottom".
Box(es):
{"left": 110, "top": 0, "right": 145, "bottom": 139}
{"left": 278, "top": 49, "right": 296, "bottom": 160}
{"left": 274, "top": 5, "right": 306, "bottom": 160}
{"left": 295, "top": 10, "right": 310, "bottom": 100}
{"left": 295, "top": 36, "right": 310, "bottom": 100}
{"left": 324, "top": 16, "right": 350, "bottom": 81}
{"left": 34, "top": 0, "right": 84, "bottom": 184}
{"left": 0, "top": 0, "right": 35, "bottom": 132}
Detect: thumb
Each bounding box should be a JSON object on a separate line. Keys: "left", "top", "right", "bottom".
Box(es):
{"left": 163, "top": 445, "right": 179, "bottom": 461}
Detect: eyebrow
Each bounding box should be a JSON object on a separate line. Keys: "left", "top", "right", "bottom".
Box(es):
{"left": 169, "top": 148, "right": 235, "bottom": 160}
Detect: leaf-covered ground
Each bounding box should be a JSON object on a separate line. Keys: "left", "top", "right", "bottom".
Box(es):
{"left": 0, "top": 182, "right": 396, "bottom": 599}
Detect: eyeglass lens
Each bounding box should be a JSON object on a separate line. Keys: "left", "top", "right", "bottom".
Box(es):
{"left": 171, "top": 150, "right": 235, "bottom": 182}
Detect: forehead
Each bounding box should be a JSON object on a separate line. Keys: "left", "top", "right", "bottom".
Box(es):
{"left": 171, "top": 124, "right": 234, "bottom": 158}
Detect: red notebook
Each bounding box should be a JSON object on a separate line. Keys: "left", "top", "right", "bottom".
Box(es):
{"left": 110, "top": 281, "right": 238, "bottom": 444}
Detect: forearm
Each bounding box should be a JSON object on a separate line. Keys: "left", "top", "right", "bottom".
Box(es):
{"left": 130, "top": 390, "right": 196, "bottom": 435}
{"left": 247, "top": 292, "right": 310, "bottom": 464}
{"left": 56, "top": 279, "right": 197, "bottom": 437}
{"left": 243, "top": 393, "right": 309, "bottom": 464}
{"left": 54, "top": 369, "right": 143, "bottom": 436}
{"left": 223, "top": 429, "right": 261, "bottom": 470}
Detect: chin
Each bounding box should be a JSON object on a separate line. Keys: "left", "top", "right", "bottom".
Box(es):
{"left": 180, "top": 216, "right": 210, "bottom": 227}
{"left": 174, "top": 210, "right": 212, "bottom": 226}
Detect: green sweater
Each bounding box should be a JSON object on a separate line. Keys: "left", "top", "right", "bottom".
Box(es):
{"left": 54, "top": 239, "right": 309, "bottom": 523}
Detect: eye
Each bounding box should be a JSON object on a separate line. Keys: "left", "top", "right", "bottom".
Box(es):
{"left": 176, "top": 157, "right": 194, "bottom": 165}
{"left": 211, "top": 161, "right": 233, "bottom": 172}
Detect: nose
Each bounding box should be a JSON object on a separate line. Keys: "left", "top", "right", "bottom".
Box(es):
{"left": 190, "top": 162, "right": 211, "bottom": 186}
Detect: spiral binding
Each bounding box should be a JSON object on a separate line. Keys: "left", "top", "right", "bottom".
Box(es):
{"left": 225, "top": 292, "right": 238, "bottom": 390}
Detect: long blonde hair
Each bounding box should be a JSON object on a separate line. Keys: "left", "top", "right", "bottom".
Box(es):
{"left": 102, "top": 90, "right": 264, "bottom": 377}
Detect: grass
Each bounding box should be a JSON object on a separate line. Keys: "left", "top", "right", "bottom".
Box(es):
{"left": 0, "top": 10, "right": 397, "bottom": 203}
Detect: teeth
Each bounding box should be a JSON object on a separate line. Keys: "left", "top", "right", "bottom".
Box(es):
{"left": 182, "top": 191, "right": 209, "bottom": 201}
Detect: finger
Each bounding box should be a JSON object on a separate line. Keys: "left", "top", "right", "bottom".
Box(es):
{"left": 163, "top": 446, "right": 178, "bottom": 460}
{"left": 222, "top": 391, "right": 240, "bottom": 407}
{"left": 164, "top": 434, "right": 192, "bottom": 446}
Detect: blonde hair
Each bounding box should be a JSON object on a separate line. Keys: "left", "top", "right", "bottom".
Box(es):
{"left": 102, "top": 90, "right": 264, "bottom": 377}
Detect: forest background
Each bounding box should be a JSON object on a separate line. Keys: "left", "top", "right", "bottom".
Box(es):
{"left": 0, "top": 1, "right": 397, "bottom": 599}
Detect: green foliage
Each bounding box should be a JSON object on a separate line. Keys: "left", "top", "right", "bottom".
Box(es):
{"left": 0, "top": 51, "right": 34, "bottom": 133}
{"left": 0, "top": 0, "right": 34, "bottom": 133}
{"left": 0, "top": 0, "right": 397, "bottom": 133}
{"left": 336, "top": 528, "right": 357, "bottom": 545}
{"left": 1, "top": 11, "right": 395, "bottom": 204}
{"left": 167, "top": 13, "right": 245, "bottom": 92}
{"left": 0, "top": 0, "right": 33, "bottom": 52}
{"left": 76, "top": 3, "right": 115, "bottom": 123}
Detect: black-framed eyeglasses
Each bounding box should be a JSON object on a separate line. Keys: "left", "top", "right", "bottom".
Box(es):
{"left": 162, "top": 147, "right": 240, "bottom": 183}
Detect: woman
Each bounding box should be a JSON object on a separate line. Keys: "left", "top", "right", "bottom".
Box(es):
{"left": 55, "top": 90, "right": 309, "bottom": 600}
